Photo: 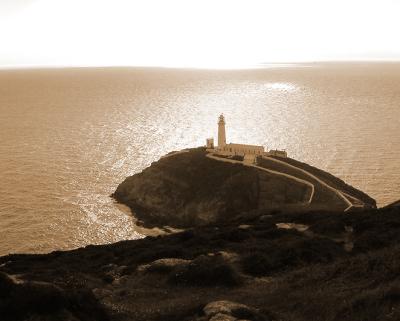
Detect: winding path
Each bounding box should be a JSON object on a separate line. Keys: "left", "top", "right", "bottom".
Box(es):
{"left": 207, "top": 153, "right": 363, "bottom": 211}
{"left": 206, "top": 154, "right": 315, "bottom": 205}
{"left": 261, "top": 156, "right": 357, "bottom": 211}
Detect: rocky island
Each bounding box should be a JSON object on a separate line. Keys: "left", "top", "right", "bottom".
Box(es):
{"left": 113, "top": 147, "right": 376, "bottom": 228}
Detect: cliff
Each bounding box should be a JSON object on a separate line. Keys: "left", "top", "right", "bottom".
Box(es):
{"left": 385, "top": 199, "right": 400, "bottom": 208}
{"left": 113, "top": 148, "right": 376, "bottom": 228}
{"left": 2, "top": 206, "right": 400, "bottom": 321}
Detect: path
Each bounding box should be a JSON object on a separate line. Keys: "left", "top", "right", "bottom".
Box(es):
{"left": 261, "top": 156, "right": 360, "bottom": 211}
{"left": 207, "top": 153, "right": 364, "bottom": 211}
{"left": 206, "top": 154, "right": 315, "bottom": 205}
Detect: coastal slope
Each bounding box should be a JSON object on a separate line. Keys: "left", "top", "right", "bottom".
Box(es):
{"left": 1, "top": 206, "right": 400, "bottom": 321}
{"left": 113, "top": 148, "right": 376, "bottom": 228}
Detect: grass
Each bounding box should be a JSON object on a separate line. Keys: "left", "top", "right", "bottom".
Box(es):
{"left": 168, "top": 255, "right": 243, "bottom": 287}
{"left": 269, "top": 156, "right": 376, "bottom": 208}
{"left": 270, "top": 246, "right": 400, "bottom": 321}
{"left": 2, "top": 206, "right": 400, "bottom": 320}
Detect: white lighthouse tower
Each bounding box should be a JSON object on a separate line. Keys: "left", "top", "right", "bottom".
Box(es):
{"left": 206, "top": 113, "right": 286, "bottom": 160}
{"left": 218, "top": 114, "right": 226, "bottom": 149}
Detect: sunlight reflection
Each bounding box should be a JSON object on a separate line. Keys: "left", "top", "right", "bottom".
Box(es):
{"left": 264, "top": 82, "right": 298, "bottom": 91}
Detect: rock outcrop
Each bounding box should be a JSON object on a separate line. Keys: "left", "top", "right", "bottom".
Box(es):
{"left": 200, "top": 300, "right": 271, "bottom": 321}
{"left": 0, "top": 271, "right": 108, "bottom": 321}
{"left": 385, "top": 199, "right": 400, "bottom": 208}
{"left": 113, "top": 147, "right": 376, "bottom": 228}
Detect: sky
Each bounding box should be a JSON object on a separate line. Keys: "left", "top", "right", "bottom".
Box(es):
{"left": 0, "top": 0, "right": 400, "bottom": 68}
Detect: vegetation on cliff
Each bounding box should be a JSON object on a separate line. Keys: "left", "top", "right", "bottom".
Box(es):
{"left": 113, "top": 148, "right": 262, "bottom": 227}
{"left": 269, "top": 156, "right": 376, "bottom": 207}
{"left": 113, "top": 148, "right": 375, "bottom": 228}
{"left": 1, "top": 206, "right": 400, "bottom": 321}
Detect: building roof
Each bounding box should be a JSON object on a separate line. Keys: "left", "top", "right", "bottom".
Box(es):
{"left": 226, "top": 143, "right": 264, "bottom": 149}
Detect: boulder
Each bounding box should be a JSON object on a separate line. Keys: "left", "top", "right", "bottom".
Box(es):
{"left": 138, "top": 258, "right": 191, "bottom": 273}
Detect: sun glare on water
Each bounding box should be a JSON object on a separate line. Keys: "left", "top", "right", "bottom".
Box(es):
{"left": 264, "top": 83, "right": 298, "bottom": 91}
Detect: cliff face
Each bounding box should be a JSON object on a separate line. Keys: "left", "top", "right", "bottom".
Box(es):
{"left": 114, "top": 148, "right": 262, "bottom": 227}
{"left": 113, "top": 148, "right": 375, "bottom": 228}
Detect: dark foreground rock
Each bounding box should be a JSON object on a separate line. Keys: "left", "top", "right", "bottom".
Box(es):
{"left": 113, "top": 148, "right": 375, "bottom": 228}
{"left": 0, "top": 271, "right": 108, "bottom": 321}
{"left": 385, "top": 199, "right": 400, "bottom": 208}
{"left": 2, "top": 206, "right": 400, "bottom": 321}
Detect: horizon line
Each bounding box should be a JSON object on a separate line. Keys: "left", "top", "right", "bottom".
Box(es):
{"left": 1, "top": 59, "right": 400, "bottom": 71}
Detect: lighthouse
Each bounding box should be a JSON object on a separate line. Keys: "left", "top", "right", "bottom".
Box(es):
{"left": 218, "top": 114, "right": 226, "bottom": 149}
{"left": 206, "top": 114, "right": 286, "bottom": 161}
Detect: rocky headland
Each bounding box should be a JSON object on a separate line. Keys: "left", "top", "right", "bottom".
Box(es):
{"left": 3, "top": 148, "right": 399, "bottom": 321}
{"left": 113, "top": 147, "right": 376, "bottom": 228}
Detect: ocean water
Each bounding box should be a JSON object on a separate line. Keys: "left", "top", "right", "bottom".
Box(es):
{"left": 0, "top": 63, "right": 399, "bottom": 255}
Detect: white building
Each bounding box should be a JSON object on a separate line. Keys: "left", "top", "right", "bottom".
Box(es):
{"left": 206, "top": 138, "right": 214, "bottom": 149}
{"left": 266, "top": 149, "right": 288, "bottom": 158}
{"left": 208, "top": 114, "right": 265, "bottom": 162}
{"left": 218, "top": 114, "right": 226, "bottom": 148}
{"left": 218, "top": 143, "right": 264, "bottom": 156}
{"left": 206, "top": 114, "right": 287, "bottom": 160}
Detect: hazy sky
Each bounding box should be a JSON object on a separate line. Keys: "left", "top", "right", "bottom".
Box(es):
{"left": 1, "top": 0, "right": 399, "bottom": 68}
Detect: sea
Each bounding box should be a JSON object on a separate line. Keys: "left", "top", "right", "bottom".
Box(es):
{"left": 1, "top": 63, "right": 399, "bottom": 256}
